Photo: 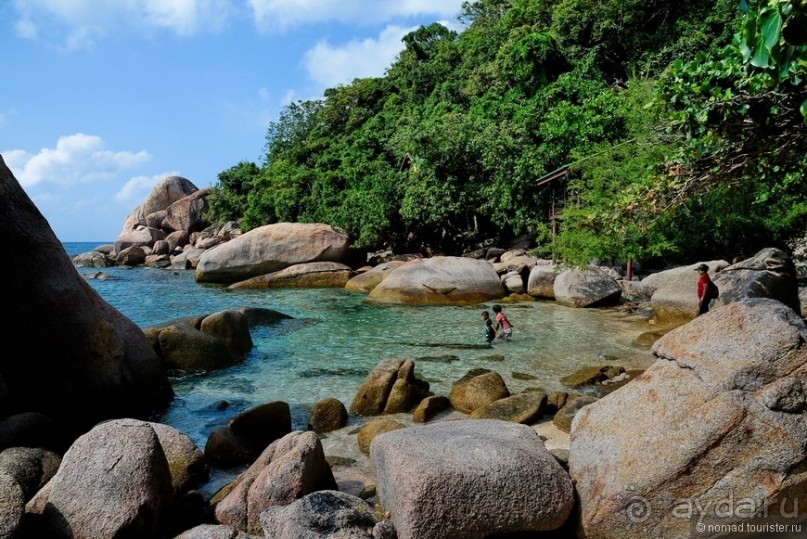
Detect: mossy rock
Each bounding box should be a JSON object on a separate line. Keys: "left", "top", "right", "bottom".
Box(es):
{"left": 560, "top": 366, "right": 625, "bottom": 388}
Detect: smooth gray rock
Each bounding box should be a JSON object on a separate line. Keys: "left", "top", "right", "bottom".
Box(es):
{"left": 228, "top": 261, "right": 354, "bottom": 289}
{"left": 712, "top": 247, "right": 800, "bottom": 312}
{"left": 644, "top": 259, "right": 729, "bottom": 322}
{"left": 553, "top": 267, "right": 622, "bottom": 307}
{"left": 27, "top": 418, "right": 173, "bottom": 539}
{"left": 369, "top": 256, "right": 506, "bottom": 305}
{"left": 195, "top": 222, "right": 350, "bottom": 284}
{"left": 371, "top": 419, "right": 574, "bottom": 539}
{"left": 344, "top": 261, "right": 405, "bottom": 293}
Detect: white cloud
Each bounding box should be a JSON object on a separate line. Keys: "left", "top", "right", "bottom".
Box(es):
{"left": 304, "top": 24, "right": 416, "bottom": 89}
{"left": 116, "top": 171, "right": 179, "bottom": 202}
{"left": 10, "top": 0, "right": 236, "bottom": 49}
{"left": 247, "top": 0, "right": 465, "bottom": 30}
{"left": 3, "top": 133, "right": 151, "bottom": 188}
{"left": 13, "top": 18, "right": 38, "bottom": 39}
{"left": 9, "top": 0, "right": 465, "bottom": 49}
{"left": 280, "top": 89, "right": 296, "bottom": 106}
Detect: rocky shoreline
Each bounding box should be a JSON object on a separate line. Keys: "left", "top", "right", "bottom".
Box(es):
{"left": 3, "top": 162, "right": 807, "bottom": 538}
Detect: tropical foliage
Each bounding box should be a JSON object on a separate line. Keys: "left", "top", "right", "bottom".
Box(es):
{"left": 205, "top": 0, "right": 805, "bottom": 267}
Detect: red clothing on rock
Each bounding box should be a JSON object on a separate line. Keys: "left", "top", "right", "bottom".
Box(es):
{"left": 697, "top": 273, "right": 712, "bottom": 300}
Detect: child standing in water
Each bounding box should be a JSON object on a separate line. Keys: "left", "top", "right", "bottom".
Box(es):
{"left": 482, "top": 311, "right": 496, "bottom": 345}
{"left": 492, "top": 304, "right": 513, "bottom": 339}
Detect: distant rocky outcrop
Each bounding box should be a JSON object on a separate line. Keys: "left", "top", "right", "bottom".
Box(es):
{"left": 0, "top": 156, "right": 174, "bottom": 435}
{"left": 72, "top": 176, "right": 239, "bottom": 270}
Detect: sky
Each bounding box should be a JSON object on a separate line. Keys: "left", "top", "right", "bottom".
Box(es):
{"left": 1, "top": 0, "right": 467, "bottom": 242}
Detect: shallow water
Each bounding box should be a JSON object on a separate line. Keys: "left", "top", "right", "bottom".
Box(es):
{"left": 66, "top": 242, "right": 656, "bottom": 480}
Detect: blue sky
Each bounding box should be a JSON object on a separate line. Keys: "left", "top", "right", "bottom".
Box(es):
{"left": 1, "top": 0, "right": 466, "bottom": 242}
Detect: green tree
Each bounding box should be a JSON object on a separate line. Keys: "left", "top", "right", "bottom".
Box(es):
{"left": 205, "top": 161, "right": 260, "bottom": 225}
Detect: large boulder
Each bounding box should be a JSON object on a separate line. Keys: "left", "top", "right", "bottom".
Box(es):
{"left": 114, "top": 226, "right": 166, "bottom": 254}
{"left": 0, "top": 156, "right": 173, "bottom": 433}
{"left": 527, "top": 264, "right": 560, "bottom": 298}
{"left": 469, "top": 390, "right": 547, "bottom": 424}
{"left": 144, "top": 309, "right": 253, "bottom": 373}
{"left": 553, "top": 267, "right": 622, "bottom": 307}
{"left": 448, "top": 369, "right": 510, "bottom": 414}
{"left": 214, "top": 431, "right": 338, "bottom": 534}
{"left": 147, "top": 422, "right": 208, "bottom": 494}
{"left": 712, "top": 247, "right": 800, "bottom": 312}
{"left": 149, "top": 321, "right": 238, "bottom": 373}
{"left": 204, "top": 401, "right": 292, "bottom": 469}
{"left": 308, "top": 398, "right": 348, "bottom": 433}
{"left": 195, "top": 223, "right": 351, "bottom": 284}
{"left": 368, "top": 256, "right": 506, "bottom": 305}
{"left": 371, "top": 419, "right": 574, "bottom": 539}
{"left": 121, "top": 175, "right": 199, "bottom": 233}
{"left": 643, "top": 259, "right": 729, "bottom": 323}
{"left": 163, "top": 188, "right": 210, "bottom": 234}
{"left": 199, "top": 310, "right": 253, "bottom": 355}
{"left": 26, "top": 419, "right": 173, "bottom": 538}
{"left": 350, "top": 359, "right": 430, "bottom": 416}
{"left": 569, "top": 299, "right": 807, "bottom": 539}
{"left": 344, "top": 261, "right": 406, "bottom": 293}
{"left": 228, "top": 261, "right": 354, "bottom": 289}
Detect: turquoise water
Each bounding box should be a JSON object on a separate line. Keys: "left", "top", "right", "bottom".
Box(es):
{"left": 65, "top": 242, "right": 655, "bottom": 451}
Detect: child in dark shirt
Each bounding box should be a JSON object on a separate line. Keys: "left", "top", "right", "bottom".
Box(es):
{"left": 482, "top": 311, "right": 496, "bottom": 345}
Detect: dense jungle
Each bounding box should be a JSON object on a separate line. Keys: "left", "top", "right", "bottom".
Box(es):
{"left": 205, "top": 0, "right": 807, "bottom": 268}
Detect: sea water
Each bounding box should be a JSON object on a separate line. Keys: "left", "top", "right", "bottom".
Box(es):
{"left": 64, "top": 242, "right": 655, "bottom": 453}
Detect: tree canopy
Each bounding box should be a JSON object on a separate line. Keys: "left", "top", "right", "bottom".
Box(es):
{"left": 206, "top": 0, "right": 805, "bottom": 267}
